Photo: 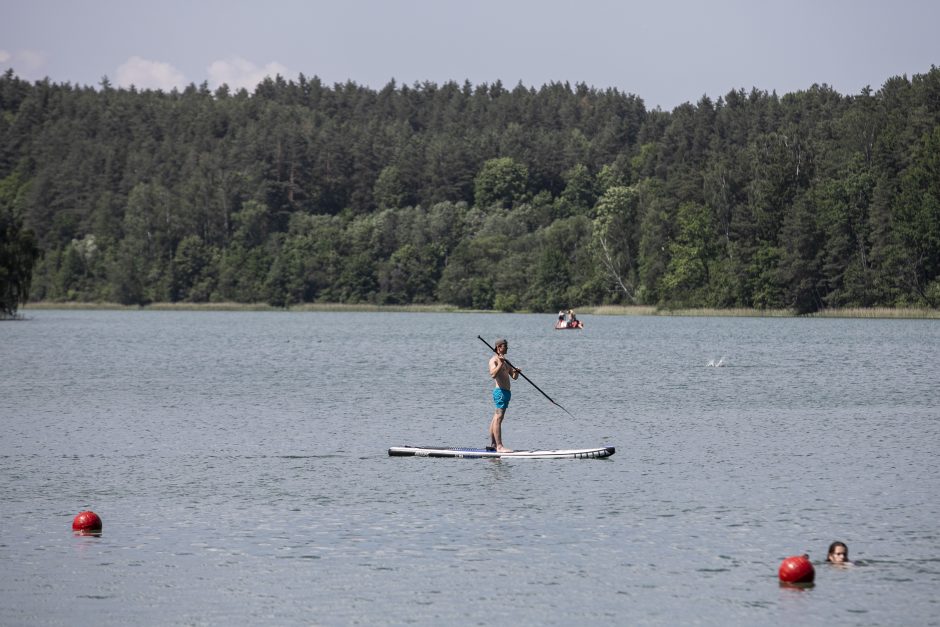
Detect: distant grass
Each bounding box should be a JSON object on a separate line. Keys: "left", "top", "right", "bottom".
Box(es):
{"left": 583, "top": 305, "right": 659, "bottom": 316}
{"left": 585, "top": 305, "right": 790, "bottom": 317}
{"left": 583, "top": 305, "right": 939, "bottom": 318}
{"left": 805, "top": 307, "right": 940, "bottom": 319}
{"left": 21, "top": 301, "right": 940, "bottom": 318}
{"left": 287, "top": 302, "right": 484, "bottom": 313}
{"left": 661, "top": 307, "right": 793, "bottom": 317}
{"left": 23, "top": 301, "right": 276, "bottom": 311}
{"left": 22, "top": 301, "right": 486, "bottom": 313}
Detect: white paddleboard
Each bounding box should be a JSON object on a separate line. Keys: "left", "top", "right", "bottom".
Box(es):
{"left": 388, "top": 445, "right": 615, "bottom": 459}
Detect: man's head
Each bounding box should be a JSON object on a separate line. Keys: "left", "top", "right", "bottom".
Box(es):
{"left": 494, "top": 338, "right": 508, "bottom": 351}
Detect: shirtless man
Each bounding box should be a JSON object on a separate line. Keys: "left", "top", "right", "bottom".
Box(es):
{"left": 488, "top": 338, "right": 520, "bottom": 452}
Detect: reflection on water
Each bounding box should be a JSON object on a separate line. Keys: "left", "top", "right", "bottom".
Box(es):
{"left": 2, "top": 310, "right": 939, "bottom": 625}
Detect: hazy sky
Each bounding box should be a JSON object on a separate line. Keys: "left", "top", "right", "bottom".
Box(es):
{"left": 2, "top": 0, "right": 938, "bottom": 110}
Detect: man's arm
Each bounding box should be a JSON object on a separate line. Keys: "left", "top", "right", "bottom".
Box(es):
{"left": 489, "top": 355, "right": 503, "bottom": 379}
{"left": 490, "top": 354, "right": 520, "bottom": 380}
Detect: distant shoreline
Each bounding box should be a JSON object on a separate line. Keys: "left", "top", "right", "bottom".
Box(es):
{"left": 19, "top": 302, "right": 940, "bottom": 319}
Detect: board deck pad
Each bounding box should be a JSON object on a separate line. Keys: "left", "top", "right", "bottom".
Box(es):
{"left": 388, "top": 445, "right": 615, "bottom": 459}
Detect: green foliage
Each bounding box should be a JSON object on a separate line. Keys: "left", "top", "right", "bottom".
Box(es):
{"left": 636, "top": 188, "right": 675, "bottom": 305}
{"left": 2, "top": 67, "right": 940, "bottom": 312}
{"left": 436, "top": 238, "right": 503, "bottom": 309}
{"left": 747, "top": 244, "right": 786, "bottom": 309}
{"left": 171, "top": 235, "right": 218, "bottom": 302}
{"left": 814, "top": 163, "right": 877, "bottom": 307}
{"left": 373, "top": 165, "right": 408, "bottom": 210}
{"left": 777, "top": 195, "right": 825, "bottom": 313}
{"left": 557, "top": 163, "right": 597, "bottom": 217}
{"left": 0, "top": 173, "right": 41, "bottom": 316}
{"left": 660, "top": 202, "right": 716, "bottom": 306}
{"left": 591, "top": 186, "right": 640, "bottom": 302}
{"left": 473, "top": 157, "right": 529, "bottom": 209}
{"left": 893, "top": 125, "right": 940, "bottom": 305}
{"left": 377, "top": 243, "right": 444, "bottom": 304}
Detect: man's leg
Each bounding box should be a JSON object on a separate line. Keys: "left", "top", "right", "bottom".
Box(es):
{"left": 490, "top": 408, "right": 512, "bottom": 452}
{"left": 489, "top": 408, "right": 502, "bottom": 448}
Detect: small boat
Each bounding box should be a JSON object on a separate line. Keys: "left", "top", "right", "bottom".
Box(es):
{"left": 554, "top": 310, "right": 584, "bottom": 330}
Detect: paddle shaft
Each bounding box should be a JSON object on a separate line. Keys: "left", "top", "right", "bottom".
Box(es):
{"left": 478, "top": 335, "right": 576, "bottom": 419}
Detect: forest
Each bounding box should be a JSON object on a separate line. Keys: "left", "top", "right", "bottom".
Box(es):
{"left": 1, "top": 66, "right": 939, "bottom": 315}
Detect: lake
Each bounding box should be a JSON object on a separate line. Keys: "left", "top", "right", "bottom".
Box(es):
{"left": 1, "top": 310, "right": 938, "bottom": 625}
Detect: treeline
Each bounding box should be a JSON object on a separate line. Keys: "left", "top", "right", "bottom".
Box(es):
{"left": 1, "top": 66, "right": 939, "bottom": 313}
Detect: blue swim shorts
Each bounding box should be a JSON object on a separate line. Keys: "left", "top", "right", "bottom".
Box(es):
{"left": 492, "top": 387, "right": 511, "bottom": 409}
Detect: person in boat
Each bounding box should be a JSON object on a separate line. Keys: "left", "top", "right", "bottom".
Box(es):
{"left": 827, "top": 541, "right": 850, "bottom": 564}
{"left": 567, "top": 310, "right": 580, "bottom": 328}
{"left": 488, "top": 337, "right": 520, "bottom": 453}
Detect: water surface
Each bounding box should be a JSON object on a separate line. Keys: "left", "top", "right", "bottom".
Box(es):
{"left": 2, "top": 310, "right": 938, "bottom": 625}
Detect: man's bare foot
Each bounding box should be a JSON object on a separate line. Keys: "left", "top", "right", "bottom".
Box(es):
{"left": 496, "top": 446, "right": 514, "bottom": 453}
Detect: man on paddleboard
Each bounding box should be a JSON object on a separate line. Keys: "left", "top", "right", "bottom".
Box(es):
{"left": 488, "top": 338, "right": 520, "bottom": 453}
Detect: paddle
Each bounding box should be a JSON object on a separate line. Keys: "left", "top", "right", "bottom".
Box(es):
{"left": 478, "top": 335, "right": 576, "bottom": 419}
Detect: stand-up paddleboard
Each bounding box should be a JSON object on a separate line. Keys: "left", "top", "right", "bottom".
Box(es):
{"left": 388, "top": 445, "right": 615, "bottom": 459}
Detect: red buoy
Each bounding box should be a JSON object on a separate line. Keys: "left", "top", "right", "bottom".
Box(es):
{"left": 72, "top": 510, "right": 102, "bottom": 534}
{"left": 778, "top": 554, "right": 815, "bottom": 583}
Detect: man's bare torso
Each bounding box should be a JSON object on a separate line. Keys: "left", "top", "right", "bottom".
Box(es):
{"left": 490, "top": 354, "right": 512, "bottom": 390}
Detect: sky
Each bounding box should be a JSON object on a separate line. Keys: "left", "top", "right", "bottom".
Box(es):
{"left": 2, "top": 0, "right": 938, "bottom": 111}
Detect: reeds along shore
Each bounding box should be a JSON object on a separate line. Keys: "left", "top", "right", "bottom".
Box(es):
{"left": 18, "top": 302, "right": 940, "bottom": 319}
{"left": 590, "top": 306, "right": 940, "bottom": 318}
